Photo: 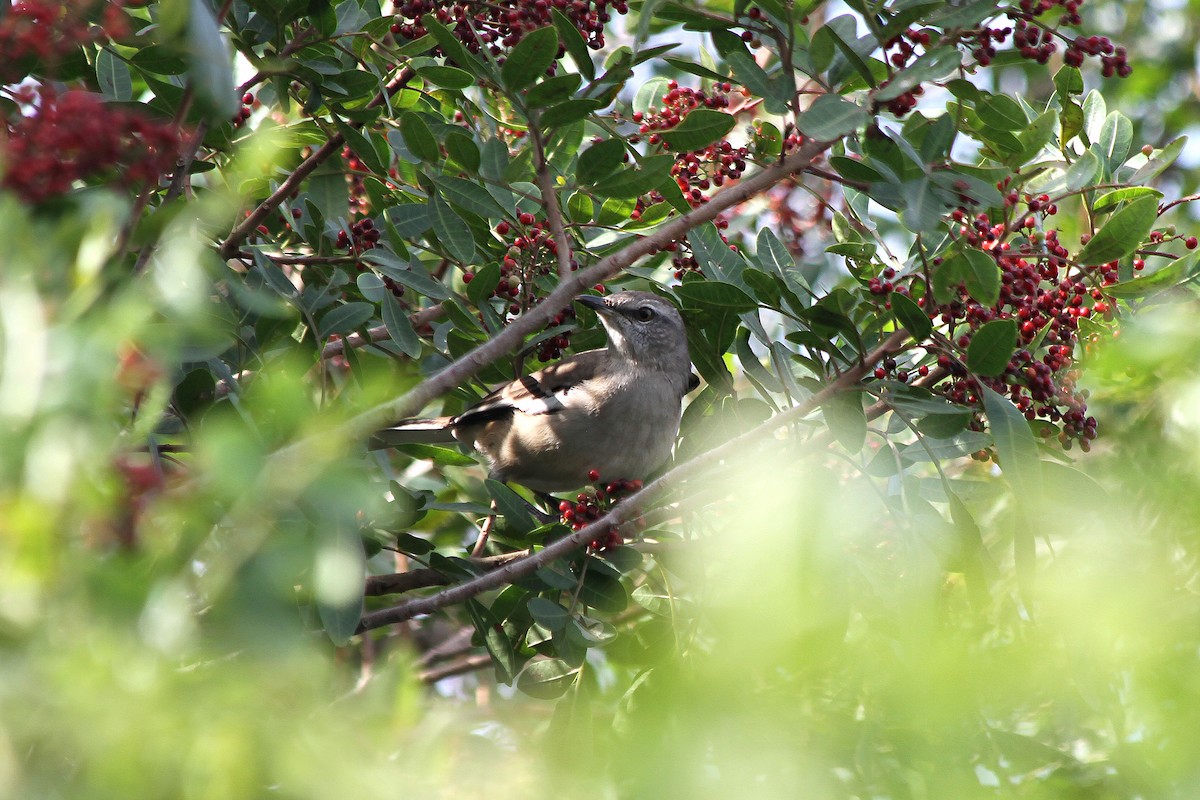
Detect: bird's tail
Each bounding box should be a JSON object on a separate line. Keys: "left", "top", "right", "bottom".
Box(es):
{"left": 369, "top": 417, "right": 457, "bottom": 448}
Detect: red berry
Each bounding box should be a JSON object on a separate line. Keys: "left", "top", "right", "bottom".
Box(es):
{"left": 518, "top": 212, "right": 536, "bottom": 225}
{"left": 495, "top": 221, "right": 510, "bottom": 235}
{"left": 1187, "top": 237, "right": 1198, "bottom": 250}
{"left": 588, "top": 469, "right": 601, "bottom": 482}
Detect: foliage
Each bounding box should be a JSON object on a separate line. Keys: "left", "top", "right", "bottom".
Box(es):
{"left": 3, "top": 0, "right": 1200, "bottom": 797}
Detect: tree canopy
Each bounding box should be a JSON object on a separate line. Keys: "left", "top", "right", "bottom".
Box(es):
{"left": 4, "top": 0, "right": 1200, "bottom": 797}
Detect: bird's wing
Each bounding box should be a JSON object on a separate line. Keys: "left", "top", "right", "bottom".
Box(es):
{"left": 454, "top": 350, "right": 607, "bottom": 424}
{"left": 369, "top": 416, "right": 457, "bottom": 447}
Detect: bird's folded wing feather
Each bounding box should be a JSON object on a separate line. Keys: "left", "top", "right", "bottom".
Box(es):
{"left": 455, "top": 350, "right": 607, "bottom": 424}
{"left": 369, "top": 416, "right": 456, "bottom": 447}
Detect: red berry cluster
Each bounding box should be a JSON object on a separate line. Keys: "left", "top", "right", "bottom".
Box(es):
{"left": 1, "top": 87, "right": 180, "bottom": 204}
{"left": 0, "top": 0, "right": 130, "bottom": 85}
{"left": 969, "top": 0, "right": 1132, "bottom": 77}
{"left": 625, "top": 81, "right": 749, "bottom": 280}
{"left": 631, "top": 81, "right": 750, "bottom": 206}
{"left": 877, "top": 29, "right": 932, "bottom": 116}
{"left": 870, "top": 188, "right": 1120, "bottom": 450}
{"left": 337, "top": 217, "right": 381, "bottom": 252}
{"left": 232, "top": 92, "right": 257, "bottom": 128}
{"left": 389, "top": 0, "right": 627, "bottom": 57}
{"left": 557, "top": 470, "right": 644, "bottom": 549}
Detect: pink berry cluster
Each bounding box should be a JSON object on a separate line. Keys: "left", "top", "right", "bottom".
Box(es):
{"left": 389, "top": 0, "right": 628, "bottom": 56}
{"left": 557, "top": 470, "right": 644, "bottom": 550}
{"left": 2, "top": 86, "right": 180, "bottom": 204}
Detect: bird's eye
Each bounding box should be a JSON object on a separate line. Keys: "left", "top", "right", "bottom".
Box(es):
{"left": 636, "top": 306, "right": 656, "bottom": 322}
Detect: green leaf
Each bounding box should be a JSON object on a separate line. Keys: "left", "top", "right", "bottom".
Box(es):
{"left": 891, "top": 292, "right": 931, "bottom": 340}
{"left": 1053, "top": 65, "right": 1084, "bottom": 97}
{"left": 675, "top": 281, "right": 757, "bottom": 313}
{"left": 538, "top": 98, "right": 602, "bottom": 127}
{"left": 961, "top": 249, "right": 1001, "bottom": 306}
{"left": 566, "top": 191, "right": 594, "bottom": 222}
{"left": 577, "top": 138, "right": 626, "bottom": 184}
{"left": 796, "top": 94, "right": 869, "bottom": 141}
{"left": 873, "top": 47, "right": 962, "bottom": 102}
{"left": 317, "top": 302, "right": 374, "bottom": 339}
{"left": 434, "top": 175, "right": 507, "bottom": 219}
{"left": 365, "top": 252, "right": 451, "bottom": 299}
{"left": 1104, "top": 250, "right": 1200, "bottom": 298}
{"left": 1077, "top": 195, "right": 1158, "bottom": 265}
{"left": 1092, "top": 187, "right": 1163, "bottom": 213}
{"left": 313, "top": 524, "right": 365, "bottom": 646}
{"left": 590, "top": 154, "right": 673, "bottom": 198}
{"left": 390, "top": 443, "right": 476, "bottom": 466}
{"left": 976, "top": 94, "right": 1027, "bottom": 131}
{"left": 444, "top": 131, "right": 481, "bottom": 173}
{"left": 526, "top": 72, "right": 582, "bottom": 107}
{"left": 336, "top": 120, "right": 386, "bottom": 175}
{"left": 430, "top": 199, "right": 477, "bottom": 263}
{"left": 485, "top": 479, "right": 536, "bottom": 535}
{"left": 399, "top": 111, "right": 440, "bottom": 162}
{"left": 502, "top": 26, "right": 559, "bottom": 91}
{"left": 1129, "top": 136, "right": 1187, "bottom": 185}
{"left": 466, "top": 599, "right": 517, "bottom": 684}
{"left": 661, "top": 110, "right": 736, "bottom": 152}
{"left": 551, "top": 8, "right": 594, "bottom": 80}
{"left": 381, "top": 291, "right": 422, "bottom": 358}
{"left": 421, "top": 14, "right": 486, "bottom": 78}
{"left": 823, "top": 390, "right": 867, "bottom": 452}
{"left": 184, "top": 0, "right": 238, "bottom": 120}
{"left": 527, "top": 597, "right": 570, "bottom": 633}
{"left": 980, "top": 384, "right": 1042, "bottom": 496}
{"left": 1098, "top": 111, "right": 1133, "bottom": 171}
{"left": 385, "top": 203, "right": 435, "bottom": 237}
{"left": 96, "top": 47, "right": 133, "bottom": 101}
{"left": 416, "top": 64, "right": 473, "bottom": 89}
{"left": 515, "top": 657, "right": 578, "bottom": 699}
{"left": 578, "top": 570, "right": 628, "bottom": 612}
{"left": 967, "top": 319, "right": 1017, "bottom": 377}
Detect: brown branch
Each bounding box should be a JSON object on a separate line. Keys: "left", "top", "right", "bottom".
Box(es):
{"left": 365, "top": 549, "right": 529, "bottom": 596}
{"left": 320, "top": 304, "right": 446, "bottom": 359}
{"left": 219, "top": 68, "right": 415, "bottom": 260}
{"left": 419, "top": 653, "right": 493, "bottom": 683}
{"left": 356, "top": 327, "right": 910, "bottom": 633}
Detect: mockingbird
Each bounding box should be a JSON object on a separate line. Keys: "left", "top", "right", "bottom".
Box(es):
{"left": 375, "top": 290, "right": 694, "bottom": 492}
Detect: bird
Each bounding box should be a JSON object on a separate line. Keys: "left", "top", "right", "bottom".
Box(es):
{"left": 374, "top": 290, "right": 695, "bottom": 493}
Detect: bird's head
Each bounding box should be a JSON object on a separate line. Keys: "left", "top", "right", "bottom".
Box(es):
{"left": 577, "top": 291, "right": 690, "bottom": 377}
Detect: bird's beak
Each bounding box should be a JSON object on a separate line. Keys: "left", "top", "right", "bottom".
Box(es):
{"left": 576, "top": 294, "right": 612, "bottom": 315}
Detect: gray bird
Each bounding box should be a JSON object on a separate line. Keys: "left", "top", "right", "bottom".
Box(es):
{"left": 375, "top": 291, "right": 694, "bottom": 492}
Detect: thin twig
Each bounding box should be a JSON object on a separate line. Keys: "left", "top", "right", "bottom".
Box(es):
{"left": 356, "top": 327, "right": 910, "bottom": 633}
{"left": 365, "top": 549, "right": 529, "bottom": 596}
{"left": 528, "top": 121, "right": 575, "bottom": 279}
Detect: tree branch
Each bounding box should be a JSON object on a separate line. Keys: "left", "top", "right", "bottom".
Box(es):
{"left": 356, "top": 327, "right": 910, "bottom": 632}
